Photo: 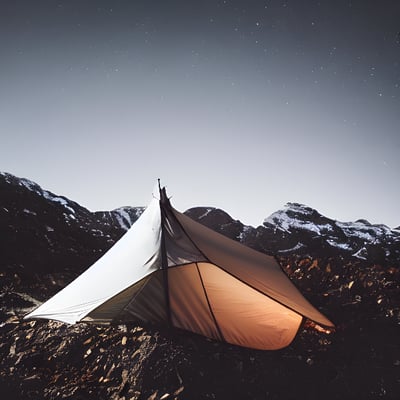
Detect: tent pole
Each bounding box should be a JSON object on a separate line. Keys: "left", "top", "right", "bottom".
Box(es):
{"left": 159, "top": 181, "right": 172, "bottom": 327}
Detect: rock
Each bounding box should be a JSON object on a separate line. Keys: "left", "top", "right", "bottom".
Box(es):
{"left": 0, "top": 172, "right": 399, "bottom": 399}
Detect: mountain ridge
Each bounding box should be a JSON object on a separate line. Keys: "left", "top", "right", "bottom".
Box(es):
{"left": 2, "top": 171, "right": 398, "bottom": 266}
{"left": 3, "top": 170, "right": 397, "bottom": 231}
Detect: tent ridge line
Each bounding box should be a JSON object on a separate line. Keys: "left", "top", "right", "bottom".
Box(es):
{"left": 195, "top": 262, "right": 225, "bottom": 343}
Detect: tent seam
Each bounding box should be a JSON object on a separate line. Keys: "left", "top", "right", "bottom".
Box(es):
{"left": 199, "top": 261, "right": 308, "bottom": 323}
{"left": 195, "top": 262, "right": 225, "bottom": 343}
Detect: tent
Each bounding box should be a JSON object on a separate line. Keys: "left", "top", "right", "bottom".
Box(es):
{"left": 25, "top": 185, "right": 333, "bottom": 350}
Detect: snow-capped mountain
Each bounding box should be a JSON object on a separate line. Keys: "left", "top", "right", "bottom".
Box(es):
{"left": 1, "top": 172, "right": 143, "bottom": 230}
{"left": 1, "top": 171, "right": 399, "bottom": 274}
{"left": 0, "top": 172, "right": 144, "bottom": 276}
{"left": 262, "top": 202, "right": 400, "bottom": 263}
{"left": 187, "top": 202, "right": 400, "bottom": 265}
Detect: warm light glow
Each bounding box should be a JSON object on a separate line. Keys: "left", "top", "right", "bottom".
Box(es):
{"left": 305, "top": 320, "right": 334, "bottom": 334}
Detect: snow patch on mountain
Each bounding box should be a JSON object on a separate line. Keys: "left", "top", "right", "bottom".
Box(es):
{"left": 11, "top": 174, "right": 78, "bottom": 215}
{"left": 277, "top": 242, "right": 305, "bottom": 254}
{"left": 23, "top": 209, "right": 37, "bottom": 216}
{"left": 326, "top": 240, "right": 352, "bottom": 251}
{"left": 353, "top": 248, "right": 368, "bottom": 260}
{"left": 114, "top": 210, "right": 131, "bottom": 230}
{"left": 239, "top": 225, "right": 252, "bottom": 241}
{"left": 45, "top": 195, "right": 76, "bottom": 214}
{"left": 197, "top": 208, "right": 214, "bottom": 220}
{"left": 336, "top": 221, "right": 389, "bottom": 243}
{"left": 112, "top": 207, "right": 145, "bottom": 231}
{"left": 19, "top": 178, "right": 43, "bottom": 195}
{"left": 264, "top": 203, "right": 333, "bottom": 235}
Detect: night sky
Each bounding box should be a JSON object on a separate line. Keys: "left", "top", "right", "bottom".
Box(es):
{"left": 1, "top": 1, "right": 399, "bottom": 227}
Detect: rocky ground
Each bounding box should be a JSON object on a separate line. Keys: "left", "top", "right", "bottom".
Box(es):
{"left": 1, "top": 255, "right": 399, "bottom": 400}
{"left": 0, "top": 172, "right": 399, "bottom": 399}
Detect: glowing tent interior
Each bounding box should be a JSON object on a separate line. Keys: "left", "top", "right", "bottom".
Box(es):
{"left": 25, "top": 184, "right": 334, "bottom": 350}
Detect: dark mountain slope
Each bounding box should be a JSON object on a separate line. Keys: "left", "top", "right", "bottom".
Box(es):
{"left": 0, "top": 172, "right": 399, "bottom": 399}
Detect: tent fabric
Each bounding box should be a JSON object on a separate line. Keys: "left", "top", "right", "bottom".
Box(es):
{"left": 83, "top": 272, "right": 167, "bottom": 324}
{"left": 25, "top": 186, "right": 333, "bottom": 350}
{"left": 25, "top": 197, "right": 162, "bottom": 324}
{"left": 197, "top": 262, "right": 303, "bottom": 349}
{"left": 169, "top": 263, "right": 223, "bottom": 340}
{"left": 162, "top": 199, "right": 207, "bottom": 266}
{"left": 168, "top": 262, "right": 302, "bottom": 349}
{"left": 172, "top": 208, "right": 334, "bottom": 328}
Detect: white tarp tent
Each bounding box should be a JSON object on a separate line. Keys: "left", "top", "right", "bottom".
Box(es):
{"left": 25, "top": 185, "right": 333, "bottom": 350}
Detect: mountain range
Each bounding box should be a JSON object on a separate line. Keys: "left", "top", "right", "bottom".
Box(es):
{"left": 0, "top": 171, "right": 399, "bottom": 400}
{"left": 1, "top": 171, "right": 399, "bottom": 273}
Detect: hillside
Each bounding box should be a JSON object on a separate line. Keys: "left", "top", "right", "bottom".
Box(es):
{"left": 0, "top": 172, "right": 399, "bottom": 399}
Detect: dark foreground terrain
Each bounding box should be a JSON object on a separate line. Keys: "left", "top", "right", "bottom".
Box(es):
{"left": 0, "top": 172, "right": 399, "bottom": 399}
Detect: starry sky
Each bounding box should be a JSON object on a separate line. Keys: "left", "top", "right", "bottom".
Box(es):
{"left": 1, "top": 0, "right": 399, "bottom": 227}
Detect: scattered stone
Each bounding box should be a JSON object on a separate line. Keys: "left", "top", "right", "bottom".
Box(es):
{"left": 0, "top": 172, "right": 399, "bottom": 399}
